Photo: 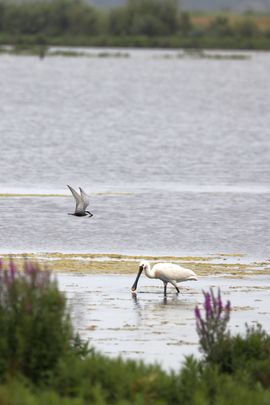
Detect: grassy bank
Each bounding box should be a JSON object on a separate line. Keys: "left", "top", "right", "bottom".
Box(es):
{"left": 0, "top": 34, "right": 270, "bottom": 50}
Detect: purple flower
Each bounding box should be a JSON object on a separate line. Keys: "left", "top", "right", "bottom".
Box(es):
{"left": 24, "top": 261, "right": 34, "bottom": 274}
{"left": 225, "top": 300, "right": 231, "bottom": 312}
{"left": 195, "top": 305, "right": 201, "bottom": 320}
{"left": 204, "top": 292, "right": 212, "bottom": 318}
{"left": 217, "top": 289, "right": 223, "bottom": 314}
{"left": 9, "top": 259, "right": 16, "bottom": 280}
{"left": 195, "top": 288, "right": 231, "bottom": 357}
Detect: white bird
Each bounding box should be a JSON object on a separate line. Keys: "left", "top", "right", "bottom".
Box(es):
{"left": 67, "top": 185, "right": 93, "bottom": 217}
{"left": 131, "top": 260, "right": 197, "bottom": 296}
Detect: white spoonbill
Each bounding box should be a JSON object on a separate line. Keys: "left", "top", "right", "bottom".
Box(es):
{"left": 131, "top": 260, "right": 197, "bottom": 296}
{"left": 67, "top": 185, "right": 93, "bottom": 217}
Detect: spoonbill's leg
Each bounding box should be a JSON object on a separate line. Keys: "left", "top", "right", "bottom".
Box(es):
{"left": 163, "top": 282, "right": 168, "bottom": 296}
{"left": 170, "top": 280, "right": 180, "bottom": 294}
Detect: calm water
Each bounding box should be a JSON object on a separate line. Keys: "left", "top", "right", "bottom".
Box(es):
{"left": 0, "top": 49, "right": 269, "bottom": 257}
{"left": 58, "top": 273, "right": 270, "bottom": 370}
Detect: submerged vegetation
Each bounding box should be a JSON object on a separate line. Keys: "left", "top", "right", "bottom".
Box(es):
{"left": 1, "top": 259, "right": 270, "bottom": 404}
{"left": 0, "top": 0, "right": 270, "bottom": 50}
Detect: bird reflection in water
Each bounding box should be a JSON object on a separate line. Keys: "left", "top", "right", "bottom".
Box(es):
{"left": 131, "top": 291, "right": 179, "bottom": 308}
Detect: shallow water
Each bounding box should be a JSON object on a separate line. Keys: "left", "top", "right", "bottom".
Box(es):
{"left": 0, "top": 49, "right": 269, "bottom": 257}
{"left": 58, "top": 272, "right": 270, "bottom": 371}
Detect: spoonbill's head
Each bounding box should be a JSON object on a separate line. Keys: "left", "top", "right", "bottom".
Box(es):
{"left": 131, "top": 260, "right": 150, "bottom": 293}
{"left": 139, "top": 260, "right": 150, "bottom": 272}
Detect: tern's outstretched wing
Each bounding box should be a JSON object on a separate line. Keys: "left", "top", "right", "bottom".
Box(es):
{"left": 67, "top": 185, "right": 84, "bottom": 213}
{"left": 79, "top": 187, "right": 90, "bottom": 211}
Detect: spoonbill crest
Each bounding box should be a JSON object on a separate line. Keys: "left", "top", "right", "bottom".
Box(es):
{"left": 131, "top": 260, "right": 197, "bottom": 296}
{"left": 67, "top": 185, "right": 93, "bottom": 217}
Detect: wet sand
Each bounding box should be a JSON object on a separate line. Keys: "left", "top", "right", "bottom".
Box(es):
{"left": 57, "top": 271, "right": 270, "bottom": 372}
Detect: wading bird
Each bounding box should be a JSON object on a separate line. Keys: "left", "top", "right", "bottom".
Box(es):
{"left": 67, "top": 185, "right": 93, "bottom": 217}
{"left": 131, "top": 260, "right": 197, "bottom": 296}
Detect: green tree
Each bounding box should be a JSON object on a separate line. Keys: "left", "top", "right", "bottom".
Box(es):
{"left": 179, "top": 12, "right": 192, "bottom": 35}
{"left": 108, "top": 7, "right": 129, "bottom": 35}
{"left": 126, "top": 0, "right": 181, "bottom": 36}
{"left": 0, "top": 2, "right": 6, "bottom": 31}
{"left": 235, "top": 19, "right": 258, "bottom": 38}
{"left": 65, "top": 2, "right": 100, "bottom": 36}
{"left": 207, "top": 16, "right": 233, "bottom": 37}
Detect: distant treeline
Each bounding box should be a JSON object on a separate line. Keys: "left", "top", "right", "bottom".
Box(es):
{"left": 0, "top": 0, "right": 270, "bottom": 49}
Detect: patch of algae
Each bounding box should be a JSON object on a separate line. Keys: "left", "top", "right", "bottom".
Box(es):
{"left": 1, "top": 253, "right": 270, "bottom": 278}
{"left": 216, "top": 253, "right": 245, "bottom": 257}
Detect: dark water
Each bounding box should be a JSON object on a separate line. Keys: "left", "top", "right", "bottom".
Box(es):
{"left": 0, "top": 49, "right": 269, "bottom": 257}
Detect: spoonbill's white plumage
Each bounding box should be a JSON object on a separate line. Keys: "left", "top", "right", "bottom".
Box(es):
{"left": 131, "top": 260, "right": 197, "bottom": 295}
{"left": 67, "top": 185, "right": 93, "bottom": 217}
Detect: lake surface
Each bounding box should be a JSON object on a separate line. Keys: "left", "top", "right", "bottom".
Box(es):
{"left": 0, "top": 49, "right": 269, "bottom": 258}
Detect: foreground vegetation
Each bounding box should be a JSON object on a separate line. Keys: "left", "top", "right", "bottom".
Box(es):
{"left": 0, "top": 0, "right": 270, "bottom": 50}
{"left": 1, "top": 259, "right": 270, "bottom": 404}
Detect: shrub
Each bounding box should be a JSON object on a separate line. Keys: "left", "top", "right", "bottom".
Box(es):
{"left": 195, "top": 288, "right": 270, "bottom": 387}
{"left": 53, "top": 352, "right": 179, "bottom": 404}
{"left": 0, "top": 259, "right": 84, "bottom": 384}
{"left": 205, "top": 324, "right": 270, "bottom": 381}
